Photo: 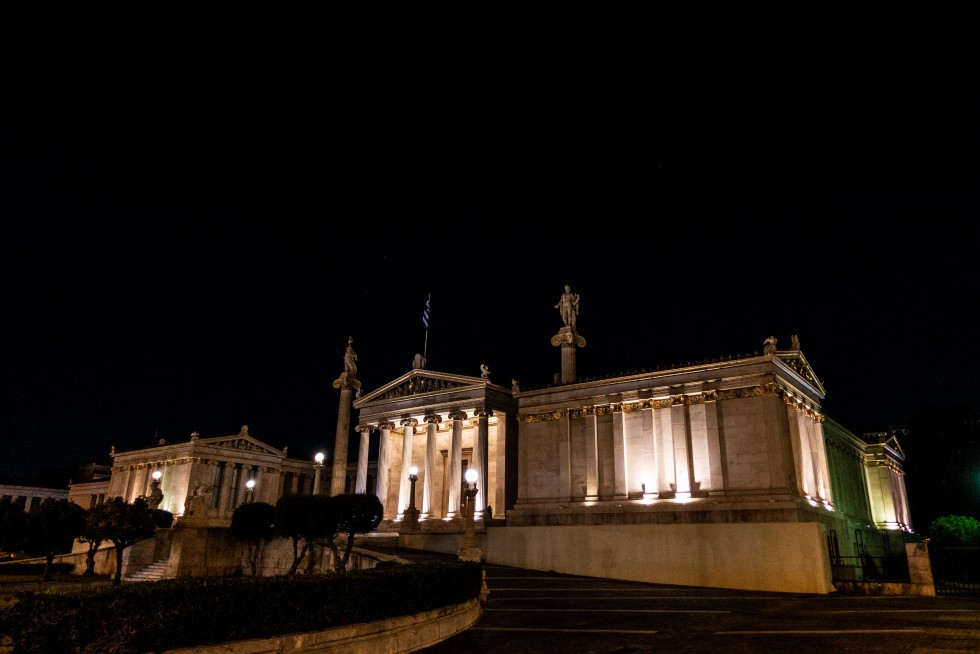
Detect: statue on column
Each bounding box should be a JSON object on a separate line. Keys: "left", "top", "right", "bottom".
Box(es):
{"left": 344, "top": 336, "right": 358, "bottom": 375}
{"left": 555, "top": 284, "right": 580, "bottom": 329}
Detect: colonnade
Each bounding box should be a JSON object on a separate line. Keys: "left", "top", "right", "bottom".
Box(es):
{"left": 355, "top": 408, "right": 494, "bottom": 522}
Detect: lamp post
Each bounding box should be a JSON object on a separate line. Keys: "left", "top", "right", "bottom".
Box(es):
{"left": 400, "top": 465, "right": 421, "bottom": 532}
{"left": 458, "top": 468, "right": 488, "bottom": 601}
{"left": 245, "top": 479, "right": 255, "bottom": 503}
{"left": 407, "top": 466, "right": 419, "bottom": 513}
{"left": 313, "top": 451, "right": 325, "bottom": 495}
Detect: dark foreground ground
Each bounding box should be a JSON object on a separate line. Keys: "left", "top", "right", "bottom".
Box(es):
{"left": 4, "top": 562, "right": 980, "bottom": 653}
{"left": 420, "top": 563, "right": 980, "bottom": 654}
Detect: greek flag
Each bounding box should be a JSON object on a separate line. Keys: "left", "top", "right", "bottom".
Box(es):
{"left": 422, "top": 295, "right": 431, "bottom": 330}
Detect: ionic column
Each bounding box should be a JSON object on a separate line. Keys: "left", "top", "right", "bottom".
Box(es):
{"left": 422, "top": 414, "right": 442, "bottom": 518}
{"left": 375, "top": 422, "right": 395, "bottom": 518}
{"left": 398, "top": 419, "right": 418, "bottom": 516}
{"left": 657, "top": 404, "right": 676, "bottom": 497}
{"left": 354, "top": 425, "right": 374, "bottom": 494}
{"left": 670, "top": 396, "right": 692, "bottom": 497}
{"left": 447, "top": 410, "right": 467, "bottom": 518}
{"left": 472, "top": 408, "right": 492, "bottom": 514}
{"left": 253, "top": 467, "right": 267, "bottom": 504}
{"left": 330, "top": 337, "right": 362, "bottom": 496}
{"left": 585, "top": 412, "right": 599, "bottom": 500}
{"left": 612, "top": 408, "right": 629, "bottom": 500}
{"left": 551, "top": 327, "right": 587, "bottom": 384}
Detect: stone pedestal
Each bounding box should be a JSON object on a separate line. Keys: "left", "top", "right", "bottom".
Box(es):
{"left": 400, "top": 507, "right": 421, "bottom": 533}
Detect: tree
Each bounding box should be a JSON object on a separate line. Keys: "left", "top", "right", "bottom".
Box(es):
{"left": 0, "top": 496, "right": 28, "bottom": 557}
{"left": 325, "top": 493, "right": 383, "bottom": 572}
{"left": 928, "top": 515, "right": 980, "bottom": 547}
{"left": 27, "top": 499, "right": 87, "bottom": 581}
{"left": 100, "top": 497, "right": 165, "bottom": 585}
{"left": 275, "top": 494, "right": 335, "bottom": 575}
{"left": 231, "top": 501, "right": 277, "bottom": 576}
{"left": 76, "top": 502, "right": 112, "bottom": 576}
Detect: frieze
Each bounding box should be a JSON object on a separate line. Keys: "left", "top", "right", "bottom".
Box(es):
{"left": 380, "top": 376, "right": 466, "bottom": 400}
{"left": 867, "top": 458, "right": 904, "bottom": 474}
{"left": 518, "top": 384, "right": 787, "bottom": 423}
{"left": 716, "top": 386, "right": 766, "bottom": 401}
{"left": 215, "top": 438, "right": 263, "bottom": 451}
{"left": 518, "top": 409, "right": 567, "bottom": 423}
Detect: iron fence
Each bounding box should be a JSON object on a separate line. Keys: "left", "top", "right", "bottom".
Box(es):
{"left": 929, "top": 546, "right": 980, "bottom": 596}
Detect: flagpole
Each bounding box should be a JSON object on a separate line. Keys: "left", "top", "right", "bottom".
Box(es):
{"left": 422, "top": 293, "right": 431, "bottom": 365}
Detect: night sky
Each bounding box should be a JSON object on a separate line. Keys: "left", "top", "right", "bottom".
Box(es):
{"left": 2, "top": 10, "right": 979, "bottom": 528}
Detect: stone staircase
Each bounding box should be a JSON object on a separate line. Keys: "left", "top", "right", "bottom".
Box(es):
{"left": 123, "top": 556, "right": 170, "bottom": 582}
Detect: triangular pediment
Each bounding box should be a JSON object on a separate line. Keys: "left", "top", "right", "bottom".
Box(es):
{"left": 355, "top": 369, "right": 490, "bottom": 407}
{"left": 775, "top": 349, "right": 826, "bottom": 396}
{"left": 197, "top": 426, "right": 284, "bottom": 456}
{"left": 863, "top": 430, "right": 907, "bottom": 460}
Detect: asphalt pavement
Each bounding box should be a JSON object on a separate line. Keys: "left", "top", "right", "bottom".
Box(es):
{"left": 417, "top": 562, "right": 980, "bottom": 653}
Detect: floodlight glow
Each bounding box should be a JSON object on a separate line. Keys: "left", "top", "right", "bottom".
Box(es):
{"left": 465, "top": 468, "right": 478, "bottom": 484}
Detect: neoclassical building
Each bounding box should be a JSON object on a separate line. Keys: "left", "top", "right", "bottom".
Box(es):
{"left": 71, "top": 287, "right": 917, "bottom": 593}
{"left": 348, "top": 304, "right": 915, "bottom": 594}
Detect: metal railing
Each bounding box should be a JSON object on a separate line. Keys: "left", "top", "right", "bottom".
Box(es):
{"left": 929, "top": 546, "right": 980, "bottom": 596}
{"left": 830, "top": 555, "right": 911, "bottom": 584}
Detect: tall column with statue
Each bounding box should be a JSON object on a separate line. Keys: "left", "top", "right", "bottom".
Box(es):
{"left": 330, "top": 336, "right": 362, "bottom": 496}
{"left": 551, "top": 284, "right": 586, "bottom": 384}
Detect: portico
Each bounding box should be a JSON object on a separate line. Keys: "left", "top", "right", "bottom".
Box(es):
{"left": 353, "top": 369, "right": 516, "bottom": 529}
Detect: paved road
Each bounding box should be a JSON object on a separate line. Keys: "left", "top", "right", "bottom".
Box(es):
{"left": 419, "top": 563, "right": 980, "bottom": 653}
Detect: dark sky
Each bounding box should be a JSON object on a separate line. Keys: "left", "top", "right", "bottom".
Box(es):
{"left": 2, "top": 9, "right": 979, "bottom": 507}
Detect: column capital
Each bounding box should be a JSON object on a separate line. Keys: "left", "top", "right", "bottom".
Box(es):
{"left": 551, "top": 326, "right": 587, "bottom": 349}
{"left": 377, "top": 421, "right": 396, "bottom": 431}
{"left": 424, "top": 413, "right": 442, "bottom": 425}
{"left": 401, "top": 417, "right": 419, "bottom": 428}
{"left": 355, "top": 424, "right": 376, "bottom": 434}
{"left": 448, "top": 410, "right": 468, "bottom": 422}
{"left": 332, "top": 373, "right": 362, "bottom": 393}
{"left": 474, "top": 407, "right": 494, "bottom": 418}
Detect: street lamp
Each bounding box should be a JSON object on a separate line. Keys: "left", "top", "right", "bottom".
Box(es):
{"left": 313, "top": 451, "right": 325, "bottom": 495}
{"left": 245, "top": 479, "right": 256, "bottom": 503}
{"left": 401, "top": 465, "right": 421, "bottom": 532}
{"left": 408, "top": 466, "right": 419, "bottom": 512}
